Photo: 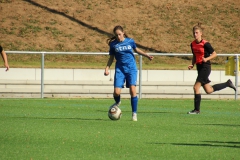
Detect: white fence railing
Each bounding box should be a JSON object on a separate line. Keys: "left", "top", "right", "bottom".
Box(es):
{"left": 5, "top": 51, "right": 240, "bottom": 99}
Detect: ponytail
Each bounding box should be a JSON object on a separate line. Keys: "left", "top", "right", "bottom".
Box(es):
{"left": 106, "top": 36, "right": 117, "bottom": 46}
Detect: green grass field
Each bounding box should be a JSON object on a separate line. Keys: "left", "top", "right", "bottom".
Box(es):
{"left": 0, "top": 98, "right": 239, "bottom": 160}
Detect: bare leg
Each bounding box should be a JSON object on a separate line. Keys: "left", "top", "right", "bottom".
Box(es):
{"left": 203, "top": 83, "right": 214, "bottom": 94}
{"left": 193, "top": 81, "right": 202, "bottom": 94}
{"left": 129, "top": 85, "right": 137, "bottom": 97}
{"left": 109, "top": 87, "right": 121, "bottom": 108}
{"left": 114, "top": 87, "right": 121, "bottom": 97}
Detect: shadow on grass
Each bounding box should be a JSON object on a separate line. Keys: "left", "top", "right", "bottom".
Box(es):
{"left": 97, "top": 110, "right": 171, "bottom": 114}
{"left": 186, "top": 123, "right": 240, "bottom": 127}
{"left": 202, "top": 141, "right": 240, "bottom": 145}
{"left": 13, "top": 116, "right": 108, "bottom": 121}
{"left": 202, "top": 124, "right": 240, "bottom": 127}
{"left": 149, "top": 142, "right": 240, "bottom": 149}
{"left": 23, "top": 0, "right": 165, "bottom": 53}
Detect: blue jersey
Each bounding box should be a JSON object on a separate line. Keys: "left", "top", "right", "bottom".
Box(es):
{"left": 109, "top": 38, "right": 137, "bottom": 73}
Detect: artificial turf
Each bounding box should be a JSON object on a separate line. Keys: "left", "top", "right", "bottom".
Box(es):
{"left": 0, "top": 98, "right": 239, "bottom": 160}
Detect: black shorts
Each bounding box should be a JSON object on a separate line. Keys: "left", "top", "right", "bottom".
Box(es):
{"left": 196, "top": 64, "right": 211, "bottom": 86}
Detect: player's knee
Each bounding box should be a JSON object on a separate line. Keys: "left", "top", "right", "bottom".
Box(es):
{"left": 130, "top": 92, "right": 137, "bottom": 97}
{"left": 113, "top": 92, "right": 120, "bottom": 97}
{"left": 205, "top": 89, "right": 213, "bottom": 94}
{"left": 193, "top": 86, "right": 198, "bottom": 92}
{"left": 205, "top": 91, "right": 211, "bottom": 94}
{"left": 129, "top": 86, "right": 136, "bottom": 97}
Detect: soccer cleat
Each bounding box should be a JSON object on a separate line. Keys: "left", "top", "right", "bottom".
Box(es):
{"left": 187, "top": 110, "right": 200, "bottom": 114}
{"left": 132, "top": 112, "right": 137, "bottom": 121}
{"left": 109, "top": 101, "right": 121, "bottom": 109}
{"left": 227, "top": 79, "right": 236, "bottom": 91}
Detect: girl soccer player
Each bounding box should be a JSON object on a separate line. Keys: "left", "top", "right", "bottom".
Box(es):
{"left": 187, "top": 23, "right": 236, "bottom": 114}
{"left": 0, "top": 45, "right": 9, "bottom": 71}
{"left": 104, "top": 25, "right": 153, "bottom": 121}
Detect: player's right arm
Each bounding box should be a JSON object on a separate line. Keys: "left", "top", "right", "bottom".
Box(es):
{"left": 188, "top": 54, "right": 196, "bottom": 70}
{"left": 104, "top": 55, "right": 114, "bottom": 76}
{"left": 188, "top": 43, "right": 195, "bottom": 70}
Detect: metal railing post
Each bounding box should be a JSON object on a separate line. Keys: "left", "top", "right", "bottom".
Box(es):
{"left": 41, "top": 52, "right": 45, "bottom": 98}
{"left": 235, "top": 55, "right": 239, "bottom": 100}
{"left": 139, "top": 55, "right": 142, "bottom": 99}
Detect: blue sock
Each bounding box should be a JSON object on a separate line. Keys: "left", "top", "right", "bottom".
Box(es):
{"left": 114, "top": 95, "right": 120, "bottom": 104}
{"left": 131, "top": 96, "right": 138, "bottom": 113}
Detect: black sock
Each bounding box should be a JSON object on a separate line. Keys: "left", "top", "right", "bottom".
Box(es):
{"left": 212, "top": 82, "right": 228, "bottom": 92}
{"left": 114, "top": 95, "right": 120, "bottom": 104}
{"left": 194, "top": 94, "right": 201, "bottom": 111}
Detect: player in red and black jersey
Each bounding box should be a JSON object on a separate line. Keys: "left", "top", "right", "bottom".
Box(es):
{"left": 0, "top": 45, "right": 9, "bottom": 71}
{"left": 187, "top": 23, "right": 236, "bottom": 114}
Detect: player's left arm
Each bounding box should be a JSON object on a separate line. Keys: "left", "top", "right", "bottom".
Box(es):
{"left": 203, "top": 51, "right": 217, "bottom": 62}
{"left": 202, "top": 42, "right": 217, "bottom": 62}
{"left": 134, "top": 48, "right": 154, "bottom": 61}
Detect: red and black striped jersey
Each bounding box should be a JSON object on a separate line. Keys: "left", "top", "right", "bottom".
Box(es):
{"left": 191, "top": 39, "right": 214, "bottom": 65}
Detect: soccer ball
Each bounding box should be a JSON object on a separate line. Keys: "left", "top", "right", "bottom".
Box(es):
{"left": 108, "top": 106, "right": 122, "bottom": 120}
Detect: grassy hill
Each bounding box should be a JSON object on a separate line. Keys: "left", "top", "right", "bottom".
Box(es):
{"left": 0, "top": 0, "right": 239, "bottom": 69}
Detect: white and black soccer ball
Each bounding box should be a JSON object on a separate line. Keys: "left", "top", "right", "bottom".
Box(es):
{"left": 108, "top": 106, "right": 122, "bottom": 120}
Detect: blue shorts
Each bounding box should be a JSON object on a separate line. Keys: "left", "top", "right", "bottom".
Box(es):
{"left": 114, "top": 68, "right": 137, "bottom": 88}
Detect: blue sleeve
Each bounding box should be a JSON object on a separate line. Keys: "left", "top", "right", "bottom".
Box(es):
{"left": 131, "top": 39, "right": 137, "bottom": 50}
{"left": 109, "top": 44, "right": 115, "bottom": 55}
